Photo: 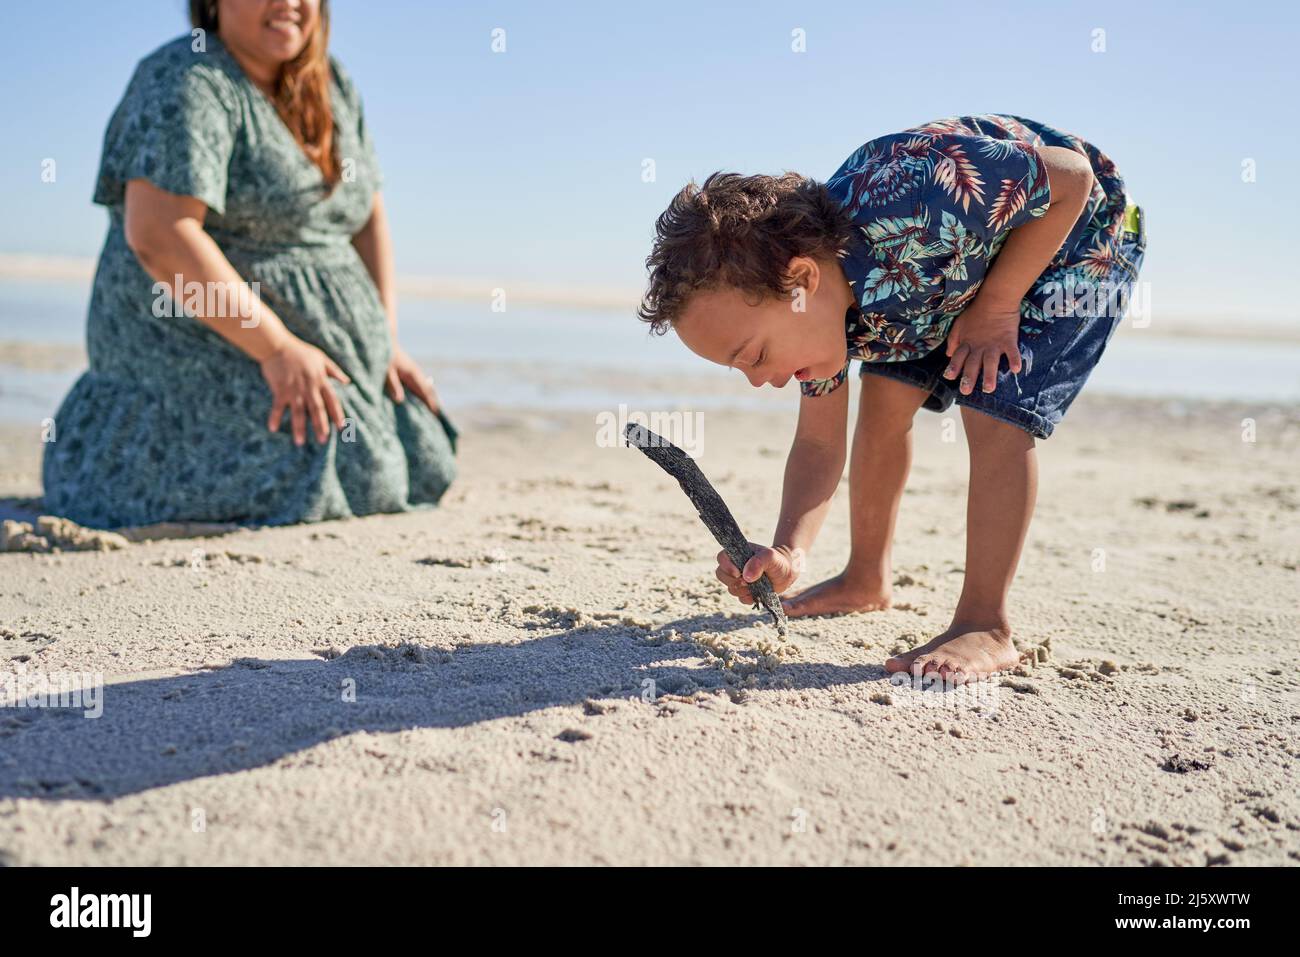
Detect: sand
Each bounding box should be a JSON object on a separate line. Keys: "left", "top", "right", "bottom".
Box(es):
{"left": 1, "top": 383, "right": 1298, "bottom": 866}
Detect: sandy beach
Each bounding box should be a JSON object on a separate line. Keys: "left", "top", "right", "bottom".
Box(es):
{"left": 2, "top": 377, "right": 1297, "bottom": 866}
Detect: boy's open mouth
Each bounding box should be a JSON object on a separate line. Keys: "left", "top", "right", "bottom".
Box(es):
{"left": 794, "top": 367, "right": 811, "bottom": 381}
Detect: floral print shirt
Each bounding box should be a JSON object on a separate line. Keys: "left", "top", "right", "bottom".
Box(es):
{"left": 801, "top": 114, "right": 1131, "bottom": 397}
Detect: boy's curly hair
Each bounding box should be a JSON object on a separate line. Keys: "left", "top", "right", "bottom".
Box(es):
{"left": 637, "top": 172, "right": 852, "bottom": 335}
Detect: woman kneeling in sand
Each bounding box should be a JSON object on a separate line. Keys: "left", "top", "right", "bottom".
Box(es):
{"left": 43, "top": 0, "right": 457, "bottom": 529}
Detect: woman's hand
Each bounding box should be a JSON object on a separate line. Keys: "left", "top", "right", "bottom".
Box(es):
{"left": 716, "top": 544, "right": 804, "bottom": 605}
{"left": 260, "top": 336, "right": 350, "bottom": 445}
{"left": 385, "top": 345, "right": 440, "bottom": 411}
{"left": 942, "top": 296, "right": 1023, "bottom": 395}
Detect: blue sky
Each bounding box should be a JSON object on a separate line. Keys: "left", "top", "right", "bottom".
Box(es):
{"left": 1, "top": 0, "right": 1297, "bottom": 323}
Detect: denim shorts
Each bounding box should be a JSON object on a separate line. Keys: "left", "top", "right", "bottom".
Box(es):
{"left": 859, "top": 206, "right": 1147, "bottom": 439}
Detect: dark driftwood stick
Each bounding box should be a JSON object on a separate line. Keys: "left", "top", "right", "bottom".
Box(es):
{"left": 624, "top": 423, "right": 788, "bottom": 636}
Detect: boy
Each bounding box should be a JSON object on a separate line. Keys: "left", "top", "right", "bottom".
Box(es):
{"left": 638, "top": 115, "right": 1145, "bottom": 682}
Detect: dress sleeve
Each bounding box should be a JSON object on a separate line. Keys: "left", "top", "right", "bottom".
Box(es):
{"left": 799, "top": 361, "right": 850, "bottom": 398}
{"left": 93, "top": 56, "right": 237, "bottom": 214}
{"left": 330, "top": 58, "right": 383, "bottom": 190}
{"left": 922, "top": 132, "right": 1050, "bottom": 243}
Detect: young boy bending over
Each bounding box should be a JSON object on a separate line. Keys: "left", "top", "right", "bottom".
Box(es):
{"left": 638, "top": 115, "right": 1145, "bottom": 682}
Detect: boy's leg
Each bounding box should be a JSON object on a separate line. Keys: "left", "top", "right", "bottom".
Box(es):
{"left": 784, "top": 374, "right": 929, "bottom": 617}
{"left": 886, "top": 407, "right": 1037, "bottom": 681}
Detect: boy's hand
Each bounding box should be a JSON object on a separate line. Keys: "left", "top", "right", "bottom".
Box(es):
{"left": 943, "top": 297, "right": 1022, "bottom": 395}
{"left": 715, "top": 544, "right": 804, "bottom": 605}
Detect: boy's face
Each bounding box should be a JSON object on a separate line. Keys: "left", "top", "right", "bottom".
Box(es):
{"left": 674, "top": 257, "right": 851, "bottom": 389}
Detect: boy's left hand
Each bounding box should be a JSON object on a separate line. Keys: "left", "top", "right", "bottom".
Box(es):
{"left": 716, "top": 544, "right": 802, "bottom": 605}
{"left": 943, "top": 298, "right": 1022, "bottom": 395}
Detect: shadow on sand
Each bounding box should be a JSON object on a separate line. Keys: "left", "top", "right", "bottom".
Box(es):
{"left": 1, "top": 612, "right": 886, "bottom": 801}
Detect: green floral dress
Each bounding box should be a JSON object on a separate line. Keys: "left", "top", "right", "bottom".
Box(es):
{"left": 43, "top": 36, "right": 457, "bottom": 529}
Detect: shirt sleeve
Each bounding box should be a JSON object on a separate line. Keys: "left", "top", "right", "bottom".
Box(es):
{"left": 94, "top": 54, "right": 237, "bottom": 214}
{"left": 923, "top": 132, "right": 1051, "bottom": 243}
{"left": 799, "top": 361, "right": 850, "bottom": 398}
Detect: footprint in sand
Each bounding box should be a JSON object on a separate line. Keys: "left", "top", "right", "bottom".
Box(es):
{"left": 0, "top": 628, "right": 56, "bottom": 662}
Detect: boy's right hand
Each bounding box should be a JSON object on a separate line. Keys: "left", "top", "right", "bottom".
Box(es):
{"left": 715, "top": 544, "right": 803, "bottom": 604}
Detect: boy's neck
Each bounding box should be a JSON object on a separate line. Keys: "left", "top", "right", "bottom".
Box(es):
{"left": 823, "top": 256, "right": 856, "bottom": 317}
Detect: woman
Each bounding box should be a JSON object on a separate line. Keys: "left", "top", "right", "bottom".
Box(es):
{"left": 43, "top": 0, "right": 457, "bottom": 529}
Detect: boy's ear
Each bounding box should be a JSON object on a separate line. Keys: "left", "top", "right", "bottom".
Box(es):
{"left": 784, "top": 255, "right": 820, "bottom": 297}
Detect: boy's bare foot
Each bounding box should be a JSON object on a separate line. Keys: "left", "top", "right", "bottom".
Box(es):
{"left": 885, "top": 623, "right": 1018, "bottom": 683}
{"left": 781, "top": 572, "right": 890, "bottom": 618}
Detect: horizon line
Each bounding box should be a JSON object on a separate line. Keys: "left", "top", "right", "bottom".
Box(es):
{"left": 2, "top": 253, "right": 1297, "bottom": 341}
{"left": 0, "top": 253, "right": 644, "bottom": 313}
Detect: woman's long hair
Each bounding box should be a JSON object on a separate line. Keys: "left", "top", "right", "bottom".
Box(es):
{"left": 190, "top": 0, "right": 341, "bottom": 187}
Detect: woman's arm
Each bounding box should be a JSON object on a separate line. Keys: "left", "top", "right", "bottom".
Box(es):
{"left": 123, "top": 179, "right": 350, "bottom": 446}
{"left": 943, "top": 144, "right": 1096, "bottom": 394}
{"left": 351, "top": 191, "right": 440, "bottom": 410}
{"left": 350, "top": 191, "right": 398, "bottom": 335}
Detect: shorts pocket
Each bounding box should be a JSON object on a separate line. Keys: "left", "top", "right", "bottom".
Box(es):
{"left": 1127, "top": 203, "right": 1147, "bottom": 253}
{"left": 1115, "top": 203, "right": 1146, "bottom": 281}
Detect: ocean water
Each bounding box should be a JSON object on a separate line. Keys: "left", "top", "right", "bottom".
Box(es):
{"left": 1, "top": 280, "right": 1298, "bottom": 425}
